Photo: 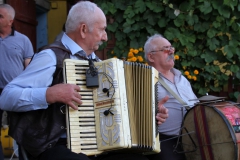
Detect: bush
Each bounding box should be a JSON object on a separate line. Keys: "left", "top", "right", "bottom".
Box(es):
{"left": 96, "top": 0, "right": 240, "bottom": 99}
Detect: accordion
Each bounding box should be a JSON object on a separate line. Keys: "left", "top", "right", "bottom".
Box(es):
{"left": 63, "top": 58, "right": 160, "bottom": 156}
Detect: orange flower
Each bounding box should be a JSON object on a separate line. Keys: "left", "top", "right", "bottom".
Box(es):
{"left": 128, "top": 52, "right": 134, "bottom": 58}
{"left": 139, "top": 47, "right": 143, "bottom": 52}
{"left": 174, "top": 55, "right": 179, "bottom": 60}
{"left": 133, "top": 49, "right": 139, "bottom": 54}
{"left": 187, "top": 75, "right": 192, "bottom": 79}
{"left": 184, "top": 71, "right": 189, "bottom": 76}
{"left": 138, "top": 56, "right": 144, "bottom": 62}
{"left": 130, "top": 48, "right": 134, "bottom": 52}
{"left": 192, "top": 76, "right": 197, "bottom": 81}
{"left": 194, "top": 70, "right": 199, "bottom": 75}
{"left": 131, "top": 57, "right": 137, "bottom": 62}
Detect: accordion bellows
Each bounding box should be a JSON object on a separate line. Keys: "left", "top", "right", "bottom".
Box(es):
{"left": 63, "top": 58, "right": 160, "bottom": 156}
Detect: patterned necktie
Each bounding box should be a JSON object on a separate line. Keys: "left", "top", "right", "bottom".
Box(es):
{"left": 75, "top": 50, "right": 100, "bottom": 62}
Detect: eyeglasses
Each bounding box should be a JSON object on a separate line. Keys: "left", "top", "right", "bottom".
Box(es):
{"left": 150, "top": 46, "right": 175, "bottom": 54}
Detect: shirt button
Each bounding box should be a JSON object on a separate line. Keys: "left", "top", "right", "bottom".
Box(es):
{"left": 48, "top": 143, "right": 52, "bottom": 148}
{"left": 61, "top": 126, "right": 64, "bottom": 129}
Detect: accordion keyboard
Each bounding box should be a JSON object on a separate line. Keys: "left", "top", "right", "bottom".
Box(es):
{"left": 64, "top": 60, "right": 102, "bottom": 155}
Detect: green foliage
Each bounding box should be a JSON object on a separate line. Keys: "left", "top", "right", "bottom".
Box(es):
{"left": 96, "top": 0, "right": 240, "bottom": 100}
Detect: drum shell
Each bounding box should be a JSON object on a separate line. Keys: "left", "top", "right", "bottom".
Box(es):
{"left": 181, "top": 102, "right": 240, "bottom": 160}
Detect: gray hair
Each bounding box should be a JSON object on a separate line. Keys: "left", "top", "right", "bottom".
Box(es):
{"left": 0, "top": 4, "right": 15, "bottom": 20}
{"left": 144, "top": 34, "right": 164, "bottom": 62}
{"left": 65, "top": 1, "right": 98, "bottom": 33}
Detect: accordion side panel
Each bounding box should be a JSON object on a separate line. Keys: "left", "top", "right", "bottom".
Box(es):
{"left": 93, "top": 58, "right": 131, "bottom": 151}
{"left": 63, "top": 59, "right": 103, "bottom": 156}
{"left": 151, "top": 67, "right": 160, "bottom": 153}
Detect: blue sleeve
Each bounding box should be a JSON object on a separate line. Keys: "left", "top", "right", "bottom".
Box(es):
{"left": 23, "top": 36, "right": 34, "bottom": 59}
{"left": 0, "top": 49, "right": 56, "bottom": 112}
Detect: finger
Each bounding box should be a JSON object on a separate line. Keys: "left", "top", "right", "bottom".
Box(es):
{"left": 68, "top": 101, "right": 78, "bottom": 110}
{"left": 160, "top": 106, "right": 168, "bottom": 114}
{"left": 72, "top": 97, "right": 82, "bottom": 106}
{"left": 157, "top": 112, "right": 168, "bottom": 119}
{"left": 156, "top": 115, "right": 166, "bottom": 125}
{"left": 74, "top": 91, "right": 82, "bottom": 99}
{"left": 73, "top": 84, "right": 81, "bottom": 92}
{"left": 158, "top": 96, "right": 169, "bottom": 106}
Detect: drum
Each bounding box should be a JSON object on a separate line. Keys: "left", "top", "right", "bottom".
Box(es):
{"left": 1, "top": 127, "right": 18, "bottom": 157}
{"left": 181, "top": 101, "right": 240, "bottom": 160}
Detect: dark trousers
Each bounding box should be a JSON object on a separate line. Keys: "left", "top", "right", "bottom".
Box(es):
{"left": 18, "top": 138, "right": 89, "bottom": 160}
{"left": 38, "top": 145, "right": 90, "bottom": 160}
{"left": 89, "top": 153, "right": 149, "bottom": 160}
{"left": 147, "top": 134, "right": 186, "bottom": 160}
{"left": 29, "top": 145, "right": 149, "bottom": 160}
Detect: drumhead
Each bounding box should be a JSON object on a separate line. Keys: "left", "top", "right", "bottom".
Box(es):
{"left": 181, "top": 103, "right": 239, "bottom": 160}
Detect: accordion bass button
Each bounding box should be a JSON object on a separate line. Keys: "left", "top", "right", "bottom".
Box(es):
{"left": 61, "top": 126, "right": 64, "bottom": 129}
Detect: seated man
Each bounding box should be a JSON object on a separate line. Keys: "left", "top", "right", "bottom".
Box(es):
{"left": 144, "top": 34, "right": 198, "bottom": 160}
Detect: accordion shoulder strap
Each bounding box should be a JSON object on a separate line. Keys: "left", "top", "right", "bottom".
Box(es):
{"left": 158, "top": 76, "right": 187, "bottom": 106}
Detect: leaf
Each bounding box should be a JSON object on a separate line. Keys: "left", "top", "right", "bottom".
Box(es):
{"left": 224, "top": 45, "right": 234, "bottom": 59}
{"left": 207, "top": 38, "right": 219, "bottom": 50}
{"left": 236, "top": 71, "right": 240, "bottom": 79}
{"left": 178, "top": 34, "right": 189, "bottom": 46}
{"left": 179, "top": 1, "right": 194, "bottom": 11}
{"left": 107, "top": 22, "right": 118, "bottom": 32}
{"left": 157, "top": 18, "right": 167, "bottom": 28}
{"left": 199, "top": 1, "right": 212, "bottom": 15}
{"left": 124, "top": 6, "right": 135, "bottom": 19}
{"left": 148, "top": 14, "right": 157, "bottom": 26}
{"left": 146, "top": 2, "right": 164, "bottom": 13}
{"left": 207, "top": 28, "right": 217, "bottom": 38}
{"left": 217, "top": 6, "right": 231, "bottom": 18}
{"left": 230, "top": 64, "right": 239, "bottom": 72}
{"left": 134, "top": 0, "right": 146, "bottom": 13}
{"left": 130, "top": 40, "right": 139, "bottom": 48}
{"left": 212, "top": 21, "right": 221, "bottom": 28}
{"left": 164, "top": 27, "right": 180, "bottom": 40}
{"left": 186, "top": 15, "right": 198, "bottom": 26}
{"left": 123, "top": 26, "right": 132, "bottom": 33}
{"left": 194, "top": 22, "right": 210, "bottom": 32}
{"left": 115, "top": 30, "right": 126, "bottom": 41}
{"left": 173, "top": 14, "right": 185, "bottom": 27}
{"left": 113, "top": 1, "right": 126, "bottom": 10}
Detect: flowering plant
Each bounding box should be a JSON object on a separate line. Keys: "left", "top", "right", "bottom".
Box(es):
{"left": 97, "top": 0, "right": 240, "bottom": 100}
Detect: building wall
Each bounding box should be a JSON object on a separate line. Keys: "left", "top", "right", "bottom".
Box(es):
{"left": 36, "top": 0, "right": 50, "bottom": 51}
{"left": 47, "top": 1, "right": 67, "bottom": 44}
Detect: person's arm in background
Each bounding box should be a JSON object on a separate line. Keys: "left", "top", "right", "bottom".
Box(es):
{"left": 23, "top": 34, "right": 34, "bottom": 68}
{"left": 24, "top": 58, "right": 31, "bottom": 68}
{"left": 0, "top": 49, "right": 82, "bottom": 112}
{"left": 0, "top": 49, "right": 56, "bottom": 112}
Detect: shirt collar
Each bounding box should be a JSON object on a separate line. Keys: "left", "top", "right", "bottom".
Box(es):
{"left": 61, "top": 33, "right": 96, "bottom": 59}
{"left": 159, "top": 68, "right": 182, "bottom": 78}
{"left": 10, "top": 27, "right": 14, "bottom": 36}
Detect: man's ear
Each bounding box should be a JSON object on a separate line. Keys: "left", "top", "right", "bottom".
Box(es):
{"left": 147, "top": 53, "right": 154, "bottom": 63}
{"left": 9, "top": 19, "right": 13, "bottom": 26}
{"left": 79, "top": 24, "right": 87, "bottom": 38}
